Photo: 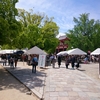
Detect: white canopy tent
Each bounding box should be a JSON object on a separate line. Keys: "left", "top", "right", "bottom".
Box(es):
{"left": 57, "top": 48, "right": 86, "bottom": 56}
{"left": 91, "top": 48, "right": 100, "bottom": 78}
{"left": 25, "top": 46, "right": 47, "bottom": 55}
{"left": 25, "top": 46, "right": 47, "bottom": 67}
{"left": 91, "top": 48, "right": 100, "bottom": 55}
{"left": 67, "top": 48, "right": 87, "bottom": 55}
{"left": 0, "top": 50, "right": 17, "bottom": 54}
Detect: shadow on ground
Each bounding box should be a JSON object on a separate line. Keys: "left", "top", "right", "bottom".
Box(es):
{"left": 0, "top": 64, "right": 47, "bottom": 94}
{"left": 0, "top": 65, "right": 30, "bottom": 93}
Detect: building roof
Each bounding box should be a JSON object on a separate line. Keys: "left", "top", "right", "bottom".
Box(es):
{"left": 58, "top": 35, "right": 69, "bottom": 41}
{"left": 58, "top": 35, "right": 66, "bottom": 40}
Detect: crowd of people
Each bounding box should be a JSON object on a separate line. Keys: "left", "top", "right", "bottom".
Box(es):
{"left": 1, "top": 54, "right": 18, "bottom": 68}
{"left": 0, "top": 53, "right": 99, "bottom": 73}
{"left": 0, "top": 54, "right": 38, "bottom": 73}
{"left": 49, "top": 54, "right": 81, "bottom": 69}
{"left": 49, "top": 53, "right": 99, "bottom": 70}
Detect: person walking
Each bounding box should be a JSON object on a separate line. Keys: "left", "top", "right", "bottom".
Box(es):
{"left": 76, "top": 56, "right": 81, "bottom": 69}
{"left": 7, "top": 54, "right": 11, "bottom": 66}
{"left": 3, "top": 55, "right": 7, "bottom": 66}
{"left": 14, "top": 55, "right": 18, "bottom": 68}
{"left": 31, "top": 55, "right": 38, "bottom": 73}
{"left": 65, "top": 56, "right": 70, "bottom": 69}
{"left": 27, "top": 55, "right": 31, "bottom": 65}
{"left": 51, "top": 54, "right": 56, "bottom": 68}
{"left": 10, "top": 57, "right": 14, "bottom": 68}
{"left": 57, "top": 55, "right": 61, "bottom": 68}
{"left": 70, "top": 55, "right": 75, "bottom": 69}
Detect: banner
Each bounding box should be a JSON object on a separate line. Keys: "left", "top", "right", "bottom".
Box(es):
{"left": 38, "top": 55, "right": 46, "bottom": 67}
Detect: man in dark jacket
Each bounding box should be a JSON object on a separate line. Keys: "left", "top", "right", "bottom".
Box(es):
{"left": 57, "top": 55, "right": 62, "bottom": 68}
{"left": 70, "top": 55, "right": 75, "bottom": 69}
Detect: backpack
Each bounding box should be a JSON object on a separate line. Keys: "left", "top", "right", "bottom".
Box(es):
{"left": 32, "top": 58, "right": 38, "bottom": 66}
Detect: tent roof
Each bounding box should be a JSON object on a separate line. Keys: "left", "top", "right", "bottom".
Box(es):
{"left": 25, "top": 46, "right": 47, "bottom": 55}
{"left": 91, "top": 48, "right": 100, "bottom": 55}
{"left": 0, "top": 50, "right": 16, "bottom": 54}
{"left": 67, "top": 48, "right": 87, "bottom": 55}
{"left": 57, "top": 51, "right": 68, "bottom": 56}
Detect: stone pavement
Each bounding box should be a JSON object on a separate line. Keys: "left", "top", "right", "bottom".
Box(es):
{"left": 44, "top": 63, "right": 100, "bottom": 100}
{"left": 2, "top": 62, "right": 100, "bottom": 100}
{"left": 2, "top": 62, "right": 46, "bottom": 99}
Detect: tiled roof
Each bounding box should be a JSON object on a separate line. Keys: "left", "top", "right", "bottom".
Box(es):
{"left": 59, "top": 35, "right": 67, "bottom": 40}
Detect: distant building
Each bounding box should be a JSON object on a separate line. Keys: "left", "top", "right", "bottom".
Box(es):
{"left": 56, "top": 35, "right": 69, "bottom": 53}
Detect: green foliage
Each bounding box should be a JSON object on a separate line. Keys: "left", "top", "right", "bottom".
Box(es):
{"left": 0, "top": 0, "right": 21, "bottom": 47}
{"left": 16, "top": 9, "right": 59, "bottom": 54}
{"left": 67, "top": 13, "right": 100, "bottom": 52}
{"left": 0, "top": 16, "right": 9, "bottom": 44}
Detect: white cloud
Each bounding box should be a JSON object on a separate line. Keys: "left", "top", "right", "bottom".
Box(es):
{"left": 16, "top": 0, "right": 100, "bottom": 34}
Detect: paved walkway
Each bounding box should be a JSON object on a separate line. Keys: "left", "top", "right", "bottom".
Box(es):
{"left": 44, "top": 63, "right": 100, "bottom": 100}
{"left": 2, "top": 62, "right": 46, "bottom": 99}
{"left": 2, "top": 62, "right": 100, "bottom": 100}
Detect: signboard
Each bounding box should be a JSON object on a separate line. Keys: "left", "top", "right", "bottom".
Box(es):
{"left": 38, "top": 55, "right": 46, "bottom": 67}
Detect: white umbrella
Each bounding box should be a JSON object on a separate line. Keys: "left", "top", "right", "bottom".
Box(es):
{"left": 57, "top": 51, "right": 68, "bottom": 56}
{"left": 91, "top": 48, "right": 100, "bottom": 55}
{"left": 67, "top": 48, "right": 87, "bottom": 55}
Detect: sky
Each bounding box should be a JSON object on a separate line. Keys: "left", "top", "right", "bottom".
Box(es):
{"left": 16, "top": 0, "right": 100, "bottom": 37}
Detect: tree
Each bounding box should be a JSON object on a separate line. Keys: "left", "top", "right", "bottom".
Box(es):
{"left": 91, "top": 20, "right": 100, "bottom": 49}
{"left": 66, "top": 13, "right": 100, "bottom": 52}
{"left": 41, "top": 17, "right": 59, "bottom": 53}
{"left": 0, "top": 0, "right": 21, "bottom": 48}
{"left": 16, "top": 9, "right": 59, "bottom": 53}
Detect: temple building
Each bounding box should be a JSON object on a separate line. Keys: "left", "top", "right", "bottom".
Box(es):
{"left": 56, "top": 35, "right": 69, "bottom": 53}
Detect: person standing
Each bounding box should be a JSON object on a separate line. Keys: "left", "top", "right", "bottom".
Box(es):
{"left": 76, "top": 56, "right": 81, "bottom": 69}
{"left": 10, "top": 57, "right": 14, "bottom": 68}
{"left": 65, "top": 56, "right": 70, "bottom": 69}
{"left": 57, "top": 55, "right": 61, "bottom": 68}
{"left": 27, "top": 55, "right": 31, "bottom": 65}
{"left": 14, "top": 55, "right": 18, "bottom": 68}
{"left": 3, "top": 54, "right": 7, "bottom": 66}
{"left": 7, "top": 54, "right": 11, "bottom": 66}
{"left": 70, "top": 55, "right": 75, "bottom": 69}
{"left": 51, "top": 54, "right": 56, "bottom": 68}
{"left": 31, "top": 55, "right": 38, "bottom": 73}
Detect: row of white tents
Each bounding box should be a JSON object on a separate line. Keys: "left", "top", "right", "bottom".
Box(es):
{"left": 57, "top": 48, "right": 100, "bottom": 56}
{"left": 0, "top": 49, "right": 27, "bottom": 54}
{"left": 0, "top": 50, "right": 17, "bottom": 54}
{"left": 57, "top": 48, "right": 100, "bottom": 78}
{"left": 57, "top": 48, "right": 86, "bottom": 56}
{"left": 0, "top": 46, "right": 100, "bottom": 55}
{"left": 0, "top": 46, "right": 47, "bottom": 55}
